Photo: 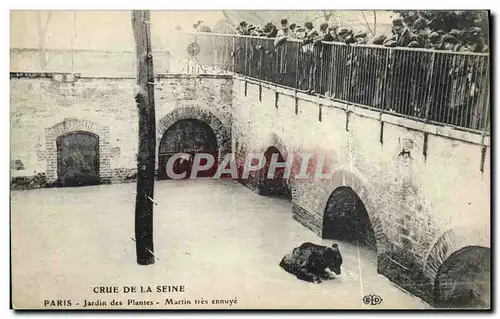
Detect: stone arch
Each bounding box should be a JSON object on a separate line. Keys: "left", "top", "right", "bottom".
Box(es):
{"left": 258, "top": 146, "right": 292, "bottom": 199}
{"left": 318, "top": 169, "right": 388, "bottom": 253}
{"left": 268, "top": 132, "right": 288, "bottom": 159}
{"left": 423, "top": 225, "right": 490, "bottom": 281}
{"left": 44, "top": 118, "right": 111, "bottom": 184}
{"left": 157, "top": 107, "right": 231, "bottom": 165}
{"left": 433, "top": 246, "right": 491, "bottom": 308}
{"left": 158, "top": 118, "right": 218, "bottom": 179}
{"left": 261, "top": 132, "right": 298, "bottom": 203}
{"left": 322, "top": 186, "right": 377, "bottom": 251}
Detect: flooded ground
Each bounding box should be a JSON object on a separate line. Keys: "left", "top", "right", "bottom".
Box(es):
{"left": 11, "top": 179, "right": 431, "bottom": 309}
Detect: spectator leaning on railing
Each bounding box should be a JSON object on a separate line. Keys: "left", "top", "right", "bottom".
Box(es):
{"left": 208, "top": 16, "right": 488, "bottom": 130}
{"left": 274, "top": 19, "right": 292, "bottom": 46}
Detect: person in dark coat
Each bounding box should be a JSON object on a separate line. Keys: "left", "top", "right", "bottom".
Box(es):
{"left": 236, "top": 21, "right": 248, "bottom": 35}
{"left": 427, "top": 31, "right": 441, "bottom": 49}
{"left": 353, "top": 31, "right": 368, "bottom": 44}
{"left": 372, "top": 34, "right": 387, "bottom": 45}
{"left": 412, "top": 17, "right": 431, "bottom": 47}
{"left": 263, "top": 22, "right": 278, "bottom": 38}
{"left": 302, "top": 22, "right": 318, "bottom": 93}
{"left": 323, "top": 25, "right": 339, "bottom": 42}
{"left": 441, "top": 34, "right": 458, "bottom": 51}
{"left": 390, "top": 18, "right": 418, "bottom": 47}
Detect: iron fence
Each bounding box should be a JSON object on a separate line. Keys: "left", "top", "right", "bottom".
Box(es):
{"left": 166, "top": 31, "right": 491, "bottom": 133}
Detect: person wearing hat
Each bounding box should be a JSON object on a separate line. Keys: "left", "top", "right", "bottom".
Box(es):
{"left": 426, "top": 31, "right": 441, "bottom": 49}
{"left": 391, "top": 18, "right": 418, "bottom": 47}
{"left": 412, "top": 17, "right": 431, "bottom": 31}
{"left": 459, "top": 27, "right": 488, "bottom": 52}
{"left": 295, "top": 26, "right": 307, "bottom": 40}
{"left": 237, "top": 21, "right": 249, "bottom": 35}
{"left": 336, "top": 27, "right": 352, "bottom": 43}
{"left": 449, "top": 29, "right": 461, "bottom": 38}
{"left": 412, "top": 17, "right": 431, "bottom": 48}
{"left": 300, "top": 21, "right": 319, "bottom": 93}
{"left": 274, "top": 18, "right": 292, "bottom": 46}
{"left": 383, "top": 39, "right": 398, "bottom": 47}
{"left": 441, "top": 34, "right": 458, "bottom": 51}
{"left": 323, "top": 25, "right": 339, "bottom": 42}
{"left": 303, "top": 22, "right": 319, "bottom": 44}
{"left": 353, "top": 31, "right": 368, "bottom": 44}
{"left": 289, "top": 23, "right": 297, "bottom": 36}
{"left": 263, "top": 22, "right": 278, "bottom": 38}
{"left": 407, "top": 40, "right": 421, "bottom": 48}
{"left": 372, "top": 34, "right": 387, "bottom": 45}
{"left": 344, "top": 30, "right": 356, "bottom": 45}
{"left": 249, "top": 25, "right": 261, "bottom": 37}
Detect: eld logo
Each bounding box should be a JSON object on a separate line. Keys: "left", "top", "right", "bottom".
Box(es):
{"left": 362, "top": 294, "right": 383, "bottom": 306}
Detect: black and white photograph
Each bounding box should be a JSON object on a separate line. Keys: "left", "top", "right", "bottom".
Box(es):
{"left": 9, "top": 8, "right": 491, "bottom": 310}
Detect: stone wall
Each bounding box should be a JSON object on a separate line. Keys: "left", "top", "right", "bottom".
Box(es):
{"left": 10, "top": 73, "right": 233, "bottom": 186}
{"left": 231, "top": 75, "right": 491, "bottom": 305}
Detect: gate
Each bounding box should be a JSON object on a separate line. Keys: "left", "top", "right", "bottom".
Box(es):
{"left": 56, "top": 131, "right": 100, "bottom": 187}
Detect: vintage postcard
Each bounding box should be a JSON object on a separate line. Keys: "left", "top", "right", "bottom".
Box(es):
{"left": 10, "top": 10, "right": 491, "bottom": 310}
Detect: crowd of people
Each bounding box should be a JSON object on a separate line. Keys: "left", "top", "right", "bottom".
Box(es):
{"left": 224, "top": 16, "right": 489, "bottom": 130}
{"left": 234, "top": 17, "right": 488, "bottom": 53}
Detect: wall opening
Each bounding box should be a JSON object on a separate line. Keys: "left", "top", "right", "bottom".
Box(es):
{"left": 259, "top": 146, "right": 292, "bottom": 199}
{"left": 322, "top": 187, "right": 377, "bottom": 251}
{"left": 434, "top": 246, "right": 491, "bottom": 309}
{"left": 158, "top": 119, "right": 218, "bottom": 180}
{"left": 56, "top": 131, "right": 100, "bottom": 187}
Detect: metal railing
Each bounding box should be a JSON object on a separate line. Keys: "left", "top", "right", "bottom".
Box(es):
{"left": 169, "top": 31, "right": 490, "bottom": 133}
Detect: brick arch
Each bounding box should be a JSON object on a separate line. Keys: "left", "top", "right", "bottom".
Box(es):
{"left": 317, "top": 169, "right": 388, "bottom": 253}
{"left": 44, "top": 118, "right": 111, "bottom": 184}
{"left": 433, "top": 245, "right": 491, "bottom": 308}
{"left": 157, "top": 107, "right": 231, "bottom": 163}
{"left": 265, "top": 132, "right": 298, "bottom": 204}
{"left": 423, "top": 224, "right": 490, "bottom": 281}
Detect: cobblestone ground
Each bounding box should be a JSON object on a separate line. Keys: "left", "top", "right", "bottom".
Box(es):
{"left": 11, "top": 179, "right": 431, "bottom": 309}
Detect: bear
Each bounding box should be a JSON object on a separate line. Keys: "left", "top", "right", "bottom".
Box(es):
{"left": 279, "top": 242, "right": 343, "bottom": 283}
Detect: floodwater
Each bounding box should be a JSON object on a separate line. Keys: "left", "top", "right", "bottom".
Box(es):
{"left": 11, "top": 179, "right": 431, "bottom": 309}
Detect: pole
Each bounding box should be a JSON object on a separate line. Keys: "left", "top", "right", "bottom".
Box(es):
{"left": 131, "top": 10, "right": 156, "bottom": 265}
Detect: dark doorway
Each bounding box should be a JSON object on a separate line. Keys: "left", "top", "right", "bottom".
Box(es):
{"left": 322, "top": 187, "right": 377, "bottom": 251}
{"left": 56, "top": 131, "right": 100, "bottom": 187}
{"left": 434, "top": 246, "right": 491, "bottom": 309}
{"left": 158, "top": 119, "right": 218, "bottom": 180}
{"left": 259, "top": 146, "right": 291, "bottom": 199}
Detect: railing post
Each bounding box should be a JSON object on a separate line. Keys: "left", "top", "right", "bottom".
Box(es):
{"left": 244, "top": 37, "right": 248, "bottom": 76}
{"left": 381, "top": 48, "right": 391, "bottom": 110}
{"left": 295, "top": 41, "right": 299, "bottom": 89}
{"left": 423, "top": 52, "right": 436, "bottom": 121}
{"left": 329, "top": 44, "right": 335, "bottom": 98}
{"left": 275, "top": 45, "right": 279, "bottom": 83}
{"left": 232, "top": 36, "right": 235, "bottom": 73}
{"left": 317, "top": 45, "right": 323, "bottom": 95}
{"left": 347, "top": 46, "right": 354, "bottom": 101}
{"left": 259, "top": 38, "right": 263, "bottom": 80}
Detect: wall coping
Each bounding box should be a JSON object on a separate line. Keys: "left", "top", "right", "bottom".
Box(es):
{"left": 235, "top": 75, "right": 490, "bottom": 147}
{"left": 10, "top": 71, "right": 489, "bottom": 147}
{"left": 9, "top": 72, "right": 234, "bottom": 80}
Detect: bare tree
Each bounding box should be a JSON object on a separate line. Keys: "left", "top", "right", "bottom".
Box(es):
{"left": 322, "top": 10, "right": 336, "bottom": 22}
{"left": 361, "top": 11, "right": 375, "bottom": 36}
